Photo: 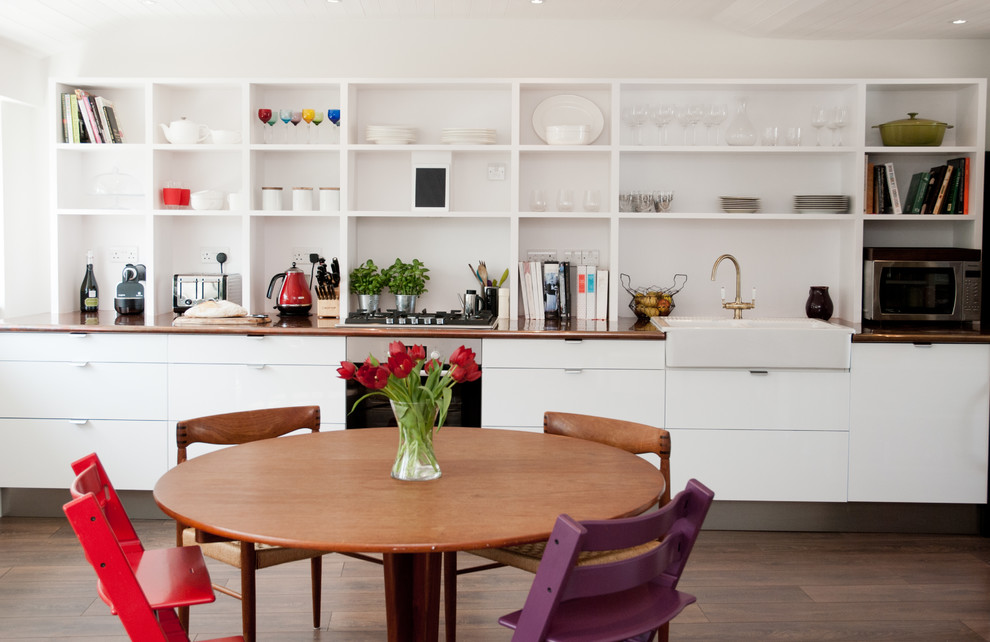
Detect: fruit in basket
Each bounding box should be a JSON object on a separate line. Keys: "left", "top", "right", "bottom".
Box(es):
{"left": 657, "top": 296, "right": 672, "bottom": 314}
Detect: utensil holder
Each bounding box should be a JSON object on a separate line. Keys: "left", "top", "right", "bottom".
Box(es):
{"left": 317, "top": 298, "right": 339, "bottom": 318}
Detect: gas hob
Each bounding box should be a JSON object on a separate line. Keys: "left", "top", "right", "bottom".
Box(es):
{"left": 339, "top": 309, "right": 496, "bottom": 329}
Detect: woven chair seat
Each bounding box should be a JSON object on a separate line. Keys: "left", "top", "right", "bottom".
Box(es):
{"left": 469, "top": 538, "right": 661, "bottom": 574}
{"left": 181, "top": 527, "right": 322, "bottom": 569}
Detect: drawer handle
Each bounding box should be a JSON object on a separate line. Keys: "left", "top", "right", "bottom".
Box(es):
{"left": 564, "top": 339, "right": 583, "bottom": 344}
{"left": 246, "top": 363, "right": 266, "bottom": 369}
{"left": 69, "top": 361, "right": 89, "bottom": 367}
{"left": 749, "top": 370, "right": 769, "bottom": 376}
{"left": 68, "top": 419, "right": 89, "bottom": 425}
{"left": 68, "top": 332, "right": 89, "bottom": 338}
{"left": 912, "top": 342, "right": 933, "bottom": 348}
{"left": 247, "top": 334, "right": 266, "bottom": 339}
{"left": 563, "top": 368, "right": 583, "bottom": 374}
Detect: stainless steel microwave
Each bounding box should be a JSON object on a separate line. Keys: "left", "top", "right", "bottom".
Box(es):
{"left": 863, "top": 247, "right": 981, "bottom": 325}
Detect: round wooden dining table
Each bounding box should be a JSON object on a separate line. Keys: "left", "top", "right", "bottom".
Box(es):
{"left": 153, "top": 426, "right": 663, "bottom": 642}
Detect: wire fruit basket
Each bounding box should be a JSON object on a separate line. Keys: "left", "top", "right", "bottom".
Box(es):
{"left": 620, "top": 273, "right": 687, "bottom": 320}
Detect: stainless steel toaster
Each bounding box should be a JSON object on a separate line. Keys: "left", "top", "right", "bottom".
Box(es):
{"left": 172, "top": 273, "right": 242, "bottom": 312}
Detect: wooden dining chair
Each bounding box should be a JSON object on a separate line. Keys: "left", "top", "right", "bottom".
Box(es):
{"left": 442, "top": 412, "right": 672, "bottom": 641}
{"left": 498, "top": 478, "right": 714, "bottom": 642}
{"left": 64, "top": 453, "right": 243, "bottom": 642}
{"left": 174, "top": 406, "right": 330, "bottom": 642}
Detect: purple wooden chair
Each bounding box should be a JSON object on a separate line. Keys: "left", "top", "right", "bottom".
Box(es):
{"left": 498, "top": 478, "right": 714, "bottom": 642}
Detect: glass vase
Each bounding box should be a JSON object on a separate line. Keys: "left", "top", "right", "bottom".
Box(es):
{"left": 725, "top": 99, "right": 757, "bottom": 146}
{"left": 805, "top": 286, "right": 834, "bottom": 321}
{"left": 390, "top": 400, "right": 441, "bottom": 481}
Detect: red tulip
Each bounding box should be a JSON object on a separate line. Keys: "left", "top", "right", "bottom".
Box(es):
{"left": 449, "top": 345, "right": 477, "bottom": 368}
{"left": 387, "top": 351, "right": 416, "bottom": 379}
{"left": 388, "top": 341, "right": 407, "bottom": 357}
{"left": 336, "top": 361, "right": 356, "bottom": 380}
{"left": 424, "top": 359, "right": 443, "bottom": 374}
{"left": 407, "top": 344, "right": 426, "bottom": 361}
{"left": 355, "top": 363, "right": 390, "bottom": 390}
{"left": 451, "top": 360, "right": 481, "bottom": 383}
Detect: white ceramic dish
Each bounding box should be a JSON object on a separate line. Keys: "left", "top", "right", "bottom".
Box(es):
{"left": 545, "top": 124, "right": 591, "bottom": 145}
{"left": 533, "top": 95, "right": 604, "bottom": 144}
{"left": 190, "top": 190, "right": 225, "bottom": 210}
{"left": 210, "top": 130, "right": 241, "bottom": 144}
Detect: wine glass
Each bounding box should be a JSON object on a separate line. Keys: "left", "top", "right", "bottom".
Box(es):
{"left": 301, "top": 109, "right": 315, "bottom": 143}
{"left": 257, "top": 109, "right": 272, "bottom": 143}
{"left": 279, "top": 109, "right": 292, "bottom": 144}
{"left": 290, "top": 110, "right": 302, "bottom": 144}
{"left": 650, "top": 104, "right": 676, "bottom": 145}
{"left": 311, "top": 110, "right": 324, "bottom": 143}
{"left": 266, "top": 112, "right": 278, "bottom": 141}
{"left": 686, "top": 104, "right": 706, "bottom": 145}
{"left": 828, "top": 107, "right": 848, "bottom": 146}
{"left": 811, "top": 105, "right": 828, "bottom": 146}
{"left": 621, "top": 105, "right": 649, "bottom": 145}
{"left": 328, "top": 109, "right": 341, "bottom": 143}
{"left": 703, "top": 104, "right": 728, "bottom": 145}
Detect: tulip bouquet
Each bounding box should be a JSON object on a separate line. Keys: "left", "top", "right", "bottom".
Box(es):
{"left": 337, "top": 341, "right": 481, "bottom": 480}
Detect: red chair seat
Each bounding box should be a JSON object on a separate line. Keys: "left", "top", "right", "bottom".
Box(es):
{"left": 98, "top": 545, "right": 216, "bottom": 613}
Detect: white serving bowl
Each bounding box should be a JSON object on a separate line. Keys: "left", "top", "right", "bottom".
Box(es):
{"left": 190, "top": 190, "right": 226, "bottom": 210}
{"left": 545, "top": 124, "right": 591, "bottom": 145}
{"left": 210, "top": 129, "right": 242, "bottom": 145}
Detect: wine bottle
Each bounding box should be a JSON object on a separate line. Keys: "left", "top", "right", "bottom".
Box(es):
{"left": 80, "top": 250, "right": 99, "bottom": 312}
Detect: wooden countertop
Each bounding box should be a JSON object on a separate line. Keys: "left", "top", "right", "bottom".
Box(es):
{"left": 2, "top": 311, "right": 988, "bottom": 343}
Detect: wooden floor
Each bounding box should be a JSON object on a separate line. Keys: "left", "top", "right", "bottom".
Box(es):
{"left": 1, "top": 516, "right": 989, "bottom": 641}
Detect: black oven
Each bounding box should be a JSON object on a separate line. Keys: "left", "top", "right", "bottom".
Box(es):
{"left": 344, "top": 337, "right": 482, "bottom": 429}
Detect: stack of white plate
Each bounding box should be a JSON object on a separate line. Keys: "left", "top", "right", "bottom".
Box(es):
{"left": 719, "top": 196, "right": 761, "bottom": 213}
{"left": 794, "top": 195, "right": 850, "bottom": 214}
{"left": 441, "top": 128, "right": 496, "bottom": 144}
{"left": 366, "top": 125, "right": 417, "bottom": 144}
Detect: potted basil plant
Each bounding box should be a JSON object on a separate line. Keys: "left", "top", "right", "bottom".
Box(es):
{"left": 384, "top": 258, "right": 430, "bottom": 313}
{"left": 349, "top": 259, "right": 387, "bottom": 311}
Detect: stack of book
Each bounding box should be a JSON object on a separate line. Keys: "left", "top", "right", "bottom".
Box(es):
{"left": 518, "top": 258, "right": 607, "bottom": 321}
{"left": 866, "top": 158, "right": 969, "bottom": 215}
{"left": 60, "top": 88, "right": 123, "bottom": 144}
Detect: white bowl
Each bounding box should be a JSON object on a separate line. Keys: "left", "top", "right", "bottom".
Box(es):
{"left": 210, "top": 130, "right": 242, "bottom": 145}
{"left": 545, "top": 124, "right": 591, "bottom": 145}
{"left": 190, "top": 190, "right": 226, "bottom": 210}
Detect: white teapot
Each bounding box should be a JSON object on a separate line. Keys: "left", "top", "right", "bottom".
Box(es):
{"left": 159, "top": 117, "right": 209, "bottom": 144}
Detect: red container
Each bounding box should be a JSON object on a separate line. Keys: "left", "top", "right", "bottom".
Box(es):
{"left": 162, "top": 187, "right": 190, "bottom": 207}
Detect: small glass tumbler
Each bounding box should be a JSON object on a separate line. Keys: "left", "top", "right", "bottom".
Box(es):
{"left": 761, "top": 126, "right": 779, "bottom": 146}
{"left": 582, "top": 189, "right": 601, "bottom": 212}
{"left": 557, "top": 189, "right": 574, "bottom": 212}
{"left": 784, "top": 126, "right": 802, "bottom": 146}
{"left": 530, "top": 189, "right": 548, "bottom": 212}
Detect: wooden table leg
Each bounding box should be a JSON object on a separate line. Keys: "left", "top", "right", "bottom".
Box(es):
{"left": 383, "top": 552, "right": 441, "bottom": 642}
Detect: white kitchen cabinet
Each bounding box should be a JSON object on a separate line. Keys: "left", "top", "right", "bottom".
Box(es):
{"left": 664, "top": 367, "right": 850, "bottom": 502}
{"left": 481, "top": 338, "right": 664, "bottom": 430}
{"left": 849, "top": 342, "right": 990, "bottom": 503}
{"left": 166, "top": 335, "right": 347, "bottom": 455}
{"left": 52, "top": 78, "right": 985, "bottom": 323}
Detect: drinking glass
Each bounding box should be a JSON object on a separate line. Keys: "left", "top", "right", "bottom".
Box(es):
{"left": 621, "top": 105, "right": 649, "bottom": 145}
{"left": 582, "top": 189, "right": 601, "bottom": 212}
{"left": 686, "top": 104, "right": 706, "bottom": 145}
{"left": 811, "top": 105, "right": 828, "bottom": 146}
{"left": 632, "top": 191, "right": 654, "bottom": 213}
{"left": 654, "top": 191, "right": 674, "bottom": 212}
{"left": 328, "top": 109, "right": 341, "bottom": 143}
{"left": 312, "top": 110, "right": 324, "bottom": 143}
{"left": 258, "top": 108, "right": 272, "bottom": 143}
{"left": 290, "top": 111, "right": 302, "bottom": 144}
{"left": 618, "top": 193, "right": 634, "bottom": 212}
{"left": 279, "top": 109, "right": 292, "bottom": 143}
{"left": 530, "top": 189, "right": 547, "bottom": 212}
{"left": 704, "top": 104, "right": 728, "bottom": 145}
{"left": 301, "top": 109, "right": 315, "bottom": 143}
{"left": 557, "top": 188, "right": 575, "bottom": 212}
{"left": 784, "top": 126, "right": 802, "bottom": 146}
{"left": 650, "top": 103, "right": 676, "bottom": 145}
{"left": 828, "top": 107, "right": 847, "bottom": 146}
{"left": 761, "top": 126, "right": 779, "bottom": 146}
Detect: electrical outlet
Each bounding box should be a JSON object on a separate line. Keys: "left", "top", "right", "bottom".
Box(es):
{"left": 580, "top": 249, "right": 600, "bottom": 266}
{"left": 527, "top": 249, "right": 557, "bottom": 262}
{"left": 292, "top": 247, "right": 322, "bottom": 264}
{"left": 200, "top": 247, "right": 230, "bottom": 264}
{"left": 109, "top": 246, "right": 138, "bottom": 263}
{"left": 487, "top": 163, "right": 506, "bottom": 180}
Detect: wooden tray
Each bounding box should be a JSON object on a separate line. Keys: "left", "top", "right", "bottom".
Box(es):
{"left": 172, "top": 315, "right": 271, "bottom": 326}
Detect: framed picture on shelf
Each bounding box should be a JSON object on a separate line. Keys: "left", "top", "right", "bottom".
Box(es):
{"left": 412, "top": 162, "right": 450, "bottom": 211}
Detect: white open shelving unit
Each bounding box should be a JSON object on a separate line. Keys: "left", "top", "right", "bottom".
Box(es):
{"left": 50, "top": 78, "right": 986, "bottom": 322}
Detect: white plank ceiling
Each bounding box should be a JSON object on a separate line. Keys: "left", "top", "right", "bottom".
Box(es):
{"left": 2, "top": 0, "right": 990, "bottom": 56}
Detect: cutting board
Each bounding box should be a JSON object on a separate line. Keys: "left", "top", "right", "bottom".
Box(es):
{"left": 172, "top": 315, "right": 271, "bottom": 326}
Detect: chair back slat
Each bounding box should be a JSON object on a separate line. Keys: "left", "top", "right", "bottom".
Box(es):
{"left": 63, "top": 492, "right": 179, "bottom": 642}
{"left": 177, "top": 405, "right": 320, "bottom": 463}
{"left": 544, "top": 411, "right": 672, "bottom": 506}
{"left": 69, "top": 453, "right": 142, "bottom": 555}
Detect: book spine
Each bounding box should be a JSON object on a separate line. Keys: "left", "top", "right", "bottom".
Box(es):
{"left": 69, "top": 94, "right": 80, "bottom": 143}
{"left": 595, "top": 269, "right": 608, "bottom": 320}
{"left": 576, "top": 265, "right": 588, "bottom": 320}
{"left": 910, "top": 171, "right": 930, "bottom": 214}
{"left": 74, "top": 89, "right": 101, "bottom": 143}
{"left": 963, "top": 157, "right": 970, "bottom": 214}
{"left": 543, "top": 262, "right": 560, "bottom": 318}
{"left": 865, "top": 161, "right": 874, "bottom": 213}
{"left": 585, "top": 269, "right": 596, "bottom": 321}
{"left": 518, "top": 261, "right": 531, "bottom": 319}
{"left": 902, "top": 172, "right": 922, "bottom": 214}
{"left": 94, "top": 97, "right": 113, "bottom": 144}
{"left": 884, "top": 162, "right": 902, "bottom": 214}
{"left": 932, "top": 164, "right": 954, "bottom": 214}
{"left": 558, "top": 262, "right": 570, "bottom": 319}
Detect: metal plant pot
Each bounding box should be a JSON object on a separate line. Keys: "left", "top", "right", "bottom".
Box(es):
{"left": 357, "top": 294, "right": 380, "bottom": 312}
{"left": 394, "top": 294, "right": 417, "bottom": 313}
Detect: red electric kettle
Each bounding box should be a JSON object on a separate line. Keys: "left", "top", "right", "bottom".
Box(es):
{"left": 267, "top": 262, "right": 312, "bottom": 316}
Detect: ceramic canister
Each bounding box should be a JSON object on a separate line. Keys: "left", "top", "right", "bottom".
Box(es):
{"left": 319, "top": 187, "right": 340, "bottom": 212}
{"left": 261, "top": 187, "right": 283, "bottom": 211}
{"left": 292, "top": 187, "right": 313, "bottom": 211}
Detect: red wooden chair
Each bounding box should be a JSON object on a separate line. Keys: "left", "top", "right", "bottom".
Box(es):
{"left": 498, "top": 478, "right": 714, "bottom": 642}
{"left": 64, "top": 453, "right": 242, "bottom": 641}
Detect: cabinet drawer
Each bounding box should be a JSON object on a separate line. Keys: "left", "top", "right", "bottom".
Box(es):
{"left": 483, "top": 339, "right": 663, "bottom": 369}
{"left": 482, "top": 368, "right": 664, "bottom": 428}
{"left": 168, "top": 335, "right": 345, "bottom": 365}
{"left": 666, "top": 368, "right": 849, "bottom": 431}
{"left": 0, "top": 332, "right": 167, "bottom": 363}
{"left": 0, "top": 418, "right": 168, "bottom": 490}
{"left": 669, "top": 428, "right": 848, "bottom": 502}
{"left": 0, "top": 361, "right": 167, "bottom": 420}
{"left": 168, "top": 363, "right": 346, "bottom": 424}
